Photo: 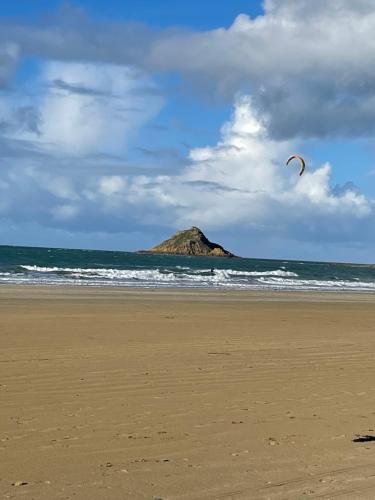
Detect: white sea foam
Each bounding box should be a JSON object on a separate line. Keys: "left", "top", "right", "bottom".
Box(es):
{"left": 22, "top": 265, "right": 178, "bottom": 281}
{"left": 225, "top": 269, "right": 298, "bottom": 277}
{"left": 12, "top": 264, "right": 375, "bottom": 291}
{"left": 257, "top": 276, "right": 375, "bottom": 290}
{"left": 21, "top": 265, "right": 63, "bottom": 272}
{"left": 20, "top": 264, "right": 297, "bottom": 278}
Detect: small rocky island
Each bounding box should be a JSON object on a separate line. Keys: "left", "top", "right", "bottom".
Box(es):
{"left": 146, "top": 226, "right": 236, "bottom": 257}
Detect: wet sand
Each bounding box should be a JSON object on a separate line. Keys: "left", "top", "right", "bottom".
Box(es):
{"left": 1, "top": 286, "right": 375, "bottom": 499}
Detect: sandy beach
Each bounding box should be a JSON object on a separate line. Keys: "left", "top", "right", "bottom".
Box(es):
{"left": 2, "top": 286, "right": 375, "bottom": 499}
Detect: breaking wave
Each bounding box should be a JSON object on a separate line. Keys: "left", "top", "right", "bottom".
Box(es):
{"left": 0, "top": 244, "right": 371, "bottom": 292}
{"left": 8, "top": 263, "right": 375, "bottom": 291}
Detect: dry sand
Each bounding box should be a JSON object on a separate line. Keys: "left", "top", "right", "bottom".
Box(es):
{"left": 1, "top": 286, "right": 375, "bottom": 499}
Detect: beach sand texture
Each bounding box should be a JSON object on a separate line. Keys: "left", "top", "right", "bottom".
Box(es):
{"left": 1, "top": 287, "right": 375, "bottom": 499}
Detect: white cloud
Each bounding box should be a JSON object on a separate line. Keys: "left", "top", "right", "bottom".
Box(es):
{"left": 98, "top": 176, "right": 127, "bottom": 197}
{"left": 38, "top": 62, "right": 164, "bottom": 155}
{"left": 23, "top": 167, "right": 78, "bottom": 201}
{"left": 145, "top": 3, "right": 375, "bottom": 139}
{"left": 90, "top": 96, "right": 373, "bottom": 241}
{"left": 3, "top": 2, "right": 375, "bottom": 139}
{"left": 0, "top": 94, "right": 373, "bottom": 260}
{"left": 1, "top": 61, "right": 164, "bottom": 156}
{"left": 185, "top": 97, "right": 368, "bottom": 223}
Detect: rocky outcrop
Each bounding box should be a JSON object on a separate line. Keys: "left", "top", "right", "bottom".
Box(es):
{"left": 147, "top": 227, "right": 236, "bottom": 257}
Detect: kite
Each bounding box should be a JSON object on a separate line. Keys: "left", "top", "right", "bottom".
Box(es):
{"left": 286, "top": 155, "right": 306, "bottom": 176}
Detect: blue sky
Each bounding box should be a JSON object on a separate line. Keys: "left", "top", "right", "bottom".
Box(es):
{"left": 0, "top": 0, "right": 374, "bottom": 262}
{"left": 1, "top": 1, "right": 264, "bottom": 28}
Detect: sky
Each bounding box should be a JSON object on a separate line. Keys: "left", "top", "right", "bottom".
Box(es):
{"left": 0, "top": 0, "right": 374, "bottom": 262}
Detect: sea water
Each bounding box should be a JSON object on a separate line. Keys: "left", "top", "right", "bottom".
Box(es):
{"left": 0, "top": 245, "right": 374, "bottom": 292}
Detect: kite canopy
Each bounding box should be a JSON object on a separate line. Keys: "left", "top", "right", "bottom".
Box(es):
{"left": 286, "top": 155, "right": 306, "bottom": 176}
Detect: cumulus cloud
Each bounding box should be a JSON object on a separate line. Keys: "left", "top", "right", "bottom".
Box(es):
{"left": 0, "top": 60, "right": 163, "bottom": 158}
{"left": 14, "top": 96, "right": 371, "bottom": 234}
{"left": 0, "top": 94, "right": 373, "bottom": 259}
{"left": 2, "top": 2, "right": 375, "bottom": 139}
{"left": 113, "top": 96, "right": 372, "bottom": 238}
{"left": 36, "top": 62, "right": 163, "bottom": 155}
{"left": 147, "top": 3, "right": 375, "bottom": 138}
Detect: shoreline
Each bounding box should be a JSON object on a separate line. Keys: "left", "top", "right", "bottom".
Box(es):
{"left": 1, "top": 283, "right": 375, "bottom": 303}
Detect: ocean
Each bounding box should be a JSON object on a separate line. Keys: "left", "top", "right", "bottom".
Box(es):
{"left": 0, "top": 244, "right": 374, "bottom": 292}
